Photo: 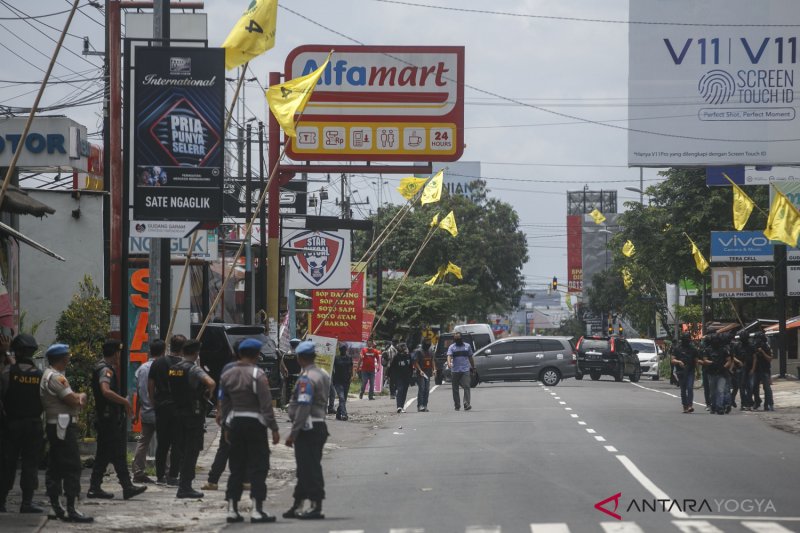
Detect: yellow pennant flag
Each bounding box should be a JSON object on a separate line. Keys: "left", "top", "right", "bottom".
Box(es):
{"left": 430, "top": 213, "right": 440, "bottom": 228}
{"left": 424, "top": 271, "right": 440, "bottom": 286}
{"left": 684, "top": 235, "right": 710, "bottom": 273}
{"left": 438, "top": 211, "right": 458, "bottom": 237}
{"left": 622, "top": 267, "right": 633, "bottom": 289}
{"left": 266, "top": 52, "right": 331, "bottom": 139}
{"left": 723, "top": 173, "right": 755, "bottom": 230}
{"left": 446, "top": 262, "right": 463, "bottom": 280}
{"left": 420, "top": 170, "right": 444, "bottom": 205}
{"left": 763, "top": 189, "right": 800, "bottom": 247}
{"left": 590, "top": 208, "right": 606, "bottom": 225}
{"left": 398, "top": 177, "right": 428, "bottom": 201}
{"left": 221, "top": 0, "right": 278, "bottom": 70}
{"left": 622, "top": 240, "right": 635, "bottom": 257}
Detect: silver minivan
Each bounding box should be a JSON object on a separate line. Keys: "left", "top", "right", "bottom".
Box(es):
{"left": 473, "top": 336, "right": 577, "bottom": 386}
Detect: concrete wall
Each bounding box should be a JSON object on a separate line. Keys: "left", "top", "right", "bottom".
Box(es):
{"left": 18, "top": 190, "right": 104, "bottom": 345}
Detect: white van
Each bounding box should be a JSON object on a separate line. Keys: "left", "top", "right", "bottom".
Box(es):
{"left": 453, "top": 324, "right": 495, "bottom": 350}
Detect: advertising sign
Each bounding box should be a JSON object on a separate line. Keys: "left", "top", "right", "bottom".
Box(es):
{"left": 223, "top": 179, "right": 307, "bottom": 219}
{"left": 127, "top": 268, "right": 150, "bottom": 432}
{"left": 310, "top": 270, "right": 365, "bottom": 342}
{"left": 133, "top": 47, "right": 225, "bottom": 222}
{"left": 706, "top": 166, "right": 800, "bottom": 186}
{"left": 0, "top": 117, "right": 88, "bottom": 171}
{"left": 567, "top": 215, "right": 583, "bottom": 293}
{"left": 629, "top": 0, "right": 800, "bottom": 166}
{"left": 787, "top": 266, "right": 800, "bottom": 297}
{"left": 711, "top": 266, "right": 774, "bottom": 298}
{"left": 284, "top": 45, "right": 465, "bottom": 162}
{"left": 710, "top": 231, "right": 773, "bottom": 263}
{"left": 128, "top": 229, "right": 218, "bottom": 260}
{"left": 361, "top": 309, "right": 376, "bottom": 343}
{"left": 303, "top": 334, "right": 337, "bottom": 375}
{"left": 285, "top": 229, "right": 351, "bottom": 290}
{"left": 429, "top": 161, "right": 482, "bottom": 202}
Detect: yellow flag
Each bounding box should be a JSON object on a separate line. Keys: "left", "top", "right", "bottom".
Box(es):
{"left": 398, "top": 177, "right": 428, "bottom": 201}
{"left": 438, "top": 211, "right": 458, "bottom": 237}
{"left": 446, "top": 262, "right": 463, "bottom": 280}
{"left": 420, "top": 170, "right": 443, "bottom": 205}
{"left": 590, "top": 208, "right": 606, "bottom": 225}
{"left": 266, "top": 53, "right": 331, "bottom": 139}
{"left": 690, "top": 241, "right": 709, "bottom": 273}
{"left": 424, "top": 271, "right": 439, "bottom": 286}
{"left": 622, "top": 240, "right": 635, "bottom": 257}
{"left": 622, "top": 267, "right": 633, "bottom": 289}
{"left": 430, "top": 213, "right": 440, "bottom": 228}
{"left": 221, "top": 0, "right": 278, "bottom": 70}
{"left": 724, "top": 173, "right": 755, "bottom": 230}
{"left": 763, "top": 189, "right": 800, "bottom": 247}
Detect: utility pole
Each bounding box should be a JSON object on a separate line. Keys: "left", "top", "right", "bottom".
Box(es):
{"left": 258, "top": 122, "right": 267, "bottom": 318}
{"left": 240, "top": 125, "right": 251, "bottom": 324}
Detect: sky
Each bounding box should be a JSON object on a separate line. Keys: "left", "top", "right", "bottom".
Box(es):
{"left": 0, "top": 0, "right": 665, "bottom": 295}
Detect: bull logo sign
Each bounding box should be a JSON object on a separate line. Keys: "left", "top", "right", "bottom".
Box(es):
{"left": 287, "top": 231, "right": 346, "bottom": 287}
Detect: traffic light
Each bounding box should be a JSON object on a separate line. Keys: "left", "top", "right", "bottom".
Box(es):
{"left": 608, "top": 324, "right": 613, "bottom": 335}
{"left": 552, "top": 276, "right": 558, "bottom": 292}
{"left": 618, "top": 324, "right": 624, "bottom": 335}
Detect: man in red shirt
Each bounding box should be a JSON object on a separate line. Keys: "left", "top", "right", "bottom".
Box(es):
{"left": 358, "top": 340, "right": 380, "bottom": 400}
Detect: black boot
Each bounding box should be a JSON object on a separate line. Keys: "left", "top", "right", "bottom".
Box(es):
{"left": 0, "top": 495, "right": 6, "bottom": 513}
{"left": 226, "top": 499, "right": 243, "bottom": 523}
{"left": 283, "top": 497, "right": 304, "bottom": 518}
{"left": 86, "top": 485, "right": 114, "bottom": 499}
{"left": 297, "top": 499, "right": 325, "bottom": 520}
{"left": 251, "top": 498, "right": 277, "bottom": 523}
{"left": 20, "top": 491, "right": 44, "bottom": 514}
{"left": 122, "top": 484, "right": 147, "bottom": 500}
{"left": 48, "top": 494, "right": 66, "bottom": 520}
{"left": 65, "top": 496, "right": 93, "bottom": 523}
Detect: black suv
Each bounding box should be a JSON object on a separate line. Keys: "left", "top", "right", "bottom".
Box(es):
{"left": 191, "top": 323, "right": 282, "bottom": 402}
{"left": 575, "top": 335, "right": 641, "bottom": 382}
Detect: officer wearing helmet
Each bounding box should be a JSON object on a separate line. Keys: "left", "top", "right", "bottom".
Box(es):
{"left": 283, "top": 340, "right": 331, "bottom": 521}
{"left": 40, "top": 344, "right": 92, "bottom": 522}
{"left": 280, "top": 338, "right": 302, "bottom": 405}
{"left": 0, "top": 334, "right": 44, "bottom": 513}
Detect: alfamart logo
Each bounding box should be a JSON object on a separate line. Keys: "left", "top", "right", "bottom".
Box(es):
{"left": 595, "top": 492, "right": 777, "bottom": 520}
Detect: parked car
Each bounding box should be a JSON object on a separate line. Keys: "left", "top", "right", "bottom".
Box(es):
{"left": 433, "top": 333, "right": 476, "bottom": 385}
{"left": 472, "top": 336, "right": 577, "bottom": 386}
{"left": 628, "top": 338, "right": 661, "bottom": 380}
{"left": 575, "top": 335, "right": 641, "bottom": 382}
{"left": 191, "top": 323, "right": 282, "bottom": 403}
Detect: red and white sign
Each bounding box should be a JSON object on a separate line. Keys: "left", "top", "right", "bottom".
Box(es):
{"left": 284, "top": 45, "right": 465, "bottom": 162}
{"left": 310, "top": 270, "right": 365, "bottom": 342}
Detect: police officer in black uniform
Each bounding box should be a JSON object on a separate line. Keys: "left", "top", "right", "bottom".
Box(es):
{"left": 280, "top": 338, "right": 302, "bottom": 405}
{"left": 283, "top": 341, "right": 331, "bottom": 520}
{"left": 87, "top": 340, "right": 147, "bottom": 500}
{"left": 0, "top": 334, "right": 44, "bottom": 513}
{"left": 169, "top": 339, "right": 215, "bottom": 498}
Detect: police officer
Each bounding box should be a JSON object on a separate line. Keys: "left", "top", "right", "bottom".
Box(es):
{"left": 88, "top": 340, "right": 147, "bottom": 500}
{"left": 40, "top": 344, "right": 92, "bottom": 522}
{"left": 280, "top": 338, "right": 302, "bottom": 405}
{"left": 283, "top": 340, "right": 331, "bottom": 520}
{"left": 670, "top": 333, "right": 699, "bottom": 413}
{"left": 169, "top": 339, "right": 215, "bottom": 498}
{"left": 0, "top": 334, "right": 44, "bottom": 513}
{"left": 219, "top": 338, "right": 280, "bottom": 523}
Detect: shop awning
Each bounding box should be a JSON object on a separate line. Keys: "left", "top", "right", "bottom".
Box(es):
{"left": 765, "top": 317, "right": 800, "bottom": 333}
{"left": 1, "top": 185, "right": 56, "bottom": 217}
{"left": 0, "top": 221, "right": 65, "bottom": 261}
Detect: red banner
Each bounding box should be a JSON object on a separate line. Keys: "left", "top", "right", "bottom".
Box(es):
{"left": 361, "top": 309, "right": 376, "bottom": 342}
{"left": 567, "top": 215, "right": 583, "bottom": 293}
{"left": 311, "top": 271, "right": 365, "bottom": 341}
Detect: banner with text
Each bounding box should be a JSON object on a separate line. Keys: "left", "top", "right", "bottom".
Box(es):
{"left": 310, "top": 269, "right": 365, "bottom": 341}
{"left": 711, "top": 266, "right": 774, "bottom": 298}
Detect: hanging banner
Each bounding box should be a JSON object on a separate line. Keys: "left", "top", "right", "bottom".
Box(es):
{"left": 310, "top": 270, "right": 365, "bottom": 341}
{"left": 285, "top": 229, "right": 351, "bottom": 289}
{"left": 361, "top": 309, "right": 376, "bottom": 343}
{"left": 133, "top": 46, "right": 225, "bottom": 222}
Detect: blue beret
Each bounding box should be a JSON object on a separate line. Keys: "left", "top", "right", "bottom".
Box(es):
{"left": 238, "top": 338, "right": 263, "bottom": 353}
{"left": 46, "top": 344, "right": 70, "bottom": 358}
{"left": 296, "top": 341, "right": 316, "bottom": 356}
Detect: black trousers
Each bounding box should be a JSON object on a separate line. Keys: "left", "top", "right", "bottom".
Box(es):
{"left": 225, "top": 418, "right": 269, "bottom": 502}
{"left": 91, "top": 417, "right": 132, "bottom": 489}
{"left": 207, "top": 430, "right": 230, "bottom": 484}
{"left": 155, "top": 405, "right": 181, "bottom": 479}
{"left": 0, "top": 418, "right": 44, "bottom": 501}
{"left": 45, "top": 424, "right": 82, "bottom": 498}
{"left": 175, "top": 416, "right": 204, "bottom": 490}
{"left": 292, "top": 422, "right": 328, "bottom": 502}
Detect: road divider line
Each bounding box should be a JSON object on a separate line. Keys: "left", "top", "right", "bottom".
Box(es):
{"left": 672, "top": 520, "right": 724, "bottom": 532}
{"left": 604, "top": 445, "right": 618, "bottom": 452}
{"left": 594, "top": 436, "right": 606, "bottom": 442}
{"left": 465, "top": 527, "right": 501, "bottom": 533}
{"left": 565, "top": 407, "right": 572, "bottom": 411}
{"left": 570, "top": 414, "right": 579, "bottom": 418}
{"left": 741, "top": 521, "right": 797, "bottom": 532}
{"left": 629, "top": 381, "right": 707, "bottom": 407}
{"left": 601, "top": 522, "right": 645, "bottom": 532}
{"left": 578, "top": 421, "right": 587, "bottom": 425}
{"left": 617, "top": 455, "right": 688, "bottom": 519}
{"left": 586, "top": 429, "right": 596, "bottom": 434}
{"left": 559, "top": 401, "right": 567, "bottom": 405}
{"left": 530, "top": 524, "right": 570, "bottom": 533}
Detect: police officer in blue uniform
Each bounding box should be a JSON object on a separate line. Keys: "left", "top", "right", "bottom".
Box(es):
{"left": 283, "top": 341, "right": 331, "bottom": 520}
{"left": 0, "top": 334, "right": 44, "bottom": 513}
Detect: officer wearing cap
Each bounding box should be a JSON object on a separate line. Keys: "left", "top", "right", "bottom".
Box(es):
{"left": 88, "top": 340, "right": 147, "bottom": 500}
{"left": 0, "top": 334, "right": 44, "bottom": 513}
{"left": 283, "top": 340, "right": 331, "bottom": 520}
{"left": 40, "top": 344, "right": 92, "bottom": 522}
{"left": 280, "top": 338, "right": 302, "bottom": 405}
{"left": 219, "top": 338, "right": 280, "bottom": 523}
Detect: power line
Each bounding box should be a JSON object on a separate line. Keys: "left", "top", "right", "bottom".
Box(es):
{"left": 0, "top": 7, "right": 72, "bottom": 20}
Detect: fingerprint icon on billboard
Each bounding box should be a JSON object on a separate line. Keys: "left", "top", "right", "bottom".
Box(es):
{"left": 698, "top": 70, "right": 736, "bottom": 105}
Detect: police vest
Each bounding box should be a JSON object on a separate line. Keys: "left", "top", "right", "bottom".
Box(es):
{"left": 168, "top": 360, "right": 202, "bottom": 417}
{"left": 92, "top": 361, "right": 122, "bottom": 419}
{"left": 283, "top": 353, "right": 301, "bottom": 375}
{"left": 5, "top": 364, "right": 43, "bottom": 419}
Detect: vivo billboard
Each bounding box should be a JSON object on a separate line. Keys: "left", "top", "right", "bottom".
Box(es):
{"left": 710, "top": 231, "right": 773, "bottom": 262}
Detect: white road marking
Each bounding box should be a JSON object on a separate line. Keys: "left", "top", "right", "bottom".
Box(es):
{"left": 604, "top": 445, "right": 618, "bottom": 452}
{"left": 586, "top": 428, "right": 596, "bottom": 434}
{"left": 559, "top": 401, "right": 567, "bottom": 405}
{"left": 629, "top": 382, "right": 707, "bottom": 407}
{"left": 578, "top": 421, "right": 587, "bottom": 425}
{"left": 554, "top": 396, "right": 561, "bottom": 399}
{"left": 672, "top": 520, "right": 724, "bottom": 533}
{"left": 565, "top": 407, "right": 573, "bottom": 411}
{"left": 617, "top": 455, "right": 688, "bottom": 519}
{"left": 530, "top": 524, "right": 571, "bottom": 533}
{"left": 741, "top": 522, "right": 797, "bottom": 533}
{"left": 465, "top": 527, "right": 501, "bottom": 533}
{"left": 551, "top": 393, "right": 557, "bottom": 396}
{"left": 331, "top": 531, "right": 365, "bottom": 533}
{"left": 390, "top": 529, "right": 425, "bottom": 533}
{"left": 594, "top": 436, "right": 607, "bottom": 442}
{"left": 601, "top": 522, "right": 645, "bottom": 532}
{"left": 570, "top": 414, "right": 579, "bottom": 418}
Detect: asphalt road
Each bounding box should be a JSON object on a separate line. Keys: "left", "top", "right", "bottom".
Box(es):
{"left": 226, "top": 378, "right": 800, "bottom": 533}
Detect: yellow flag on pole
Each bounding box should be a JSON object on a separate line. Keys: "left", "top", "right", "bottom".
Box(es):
{"left": 430, "top": 213, "right": 440, "bottom": 228}
{"left": 763, "top": 188, "right": 800, "bottom": 247}
{"left": 622, "top": 240, "right": 635, "bottom": 257}
{"left": 438, "top": 211, "right": 458, "bottom": 237}
{"left": 424, "top": 271, "right": 440, "bottom": 286}
{"left": 266, "top": 52, "right": 331, "bottom": 139}
{"left": 221, "top": 0, "right": 278, "bottom": 70}
{"left": 420, "top": 170, "right": 443, "bottom": 205}
{"left": 590, "top": 208, "right": 606, "bottom": 225}
{"left": 622, "top": 267, "right": 633, "bottom": 289}
{"left": 398, "top": 177, "right": 428, "bottom": 201}
{"left": 723, "top": 173, "right": 755, "bottom": 230}
{"left": 446, "top": 262, "right": 463, "bottom": 280}
{"left": 683, "top": 234, "right": 709, "bottom": 273}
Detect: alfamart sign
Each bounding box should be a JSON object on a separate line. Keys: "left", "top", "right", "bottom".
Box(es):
{"left": 284, "top": 45, "right": 464, "bottom": 162}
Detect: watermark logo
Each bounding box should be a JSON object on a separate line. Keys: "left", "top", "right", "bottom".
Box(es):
{"left": 595, "top": 492, "right": 623, "bottom": 520}
{"left": 594, "top": 492, "right": 777, "bottom": 520}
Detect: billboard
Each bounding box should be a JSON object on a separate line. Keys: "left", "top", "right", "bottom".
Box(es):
{"left": 223, "top": 179, "right": 307, "bottom": 219}
{"left": 310, "top": 269, "right": 365, "bottom": 342}
{"left": 430, "top": 161, "right": 482, "bottom": 202}
{"left": 133, "top": 47, "right": 225, "bottom": 222}
{"left": 629, "top": 0, "right": 800, "bottom": 166}
{"left": 581, "top": 213, "right": 620, "bottom": 300}
{"left": 567, "top": 215, "right": 583, "bottom": 293}
{"left": 284, "top": 45, "right": 464, "bottom": 162}
{"left": 284, "top": 229, "right": 351, "bottom": 290}
{"left": 128, "top": 229, "right": 218, "bottom": 260}
{"left": 710, "top": 231, "right": 773, "bottom": 263}
{"left": 0, "top": 117, "right": 88, "bottom": 171}
{"left": 711, "top": 266, "right": 774, "bottom": 298}
{"left": 706, "top": 166, "right": 800, "bottom": 186}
